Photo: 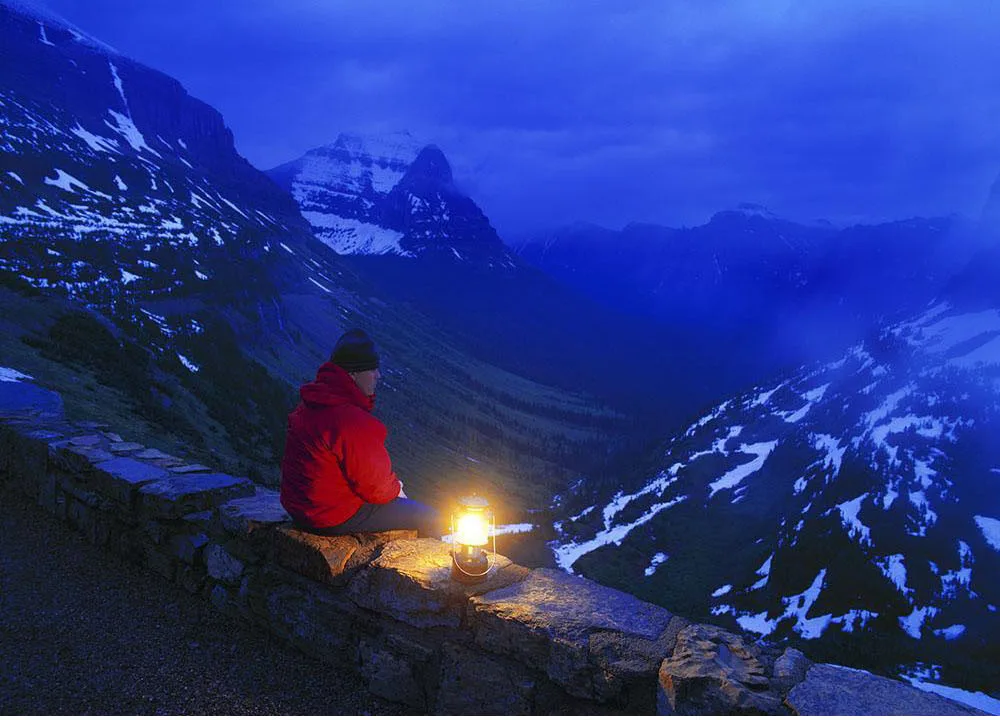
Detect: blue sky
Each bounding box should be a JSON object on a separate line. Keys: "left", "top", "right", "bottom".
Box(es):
{"left": 36, "top": 0, "right": 1000, "bottom": 237}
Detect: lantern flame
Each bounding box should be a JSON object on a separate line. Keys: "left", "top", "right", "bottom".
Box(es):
{"left": 455, "top": 511, "right": 489, "bottom": 547}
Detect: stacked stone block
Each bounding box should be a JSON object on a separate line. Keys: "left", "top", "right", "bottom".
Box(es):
{"left": 0, "top": 407, "right": 985, "bottom": 715}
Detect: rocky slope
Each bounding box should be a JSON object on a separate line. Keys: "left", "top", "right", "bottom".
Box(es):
{"left": 0, "top": 0, "right": 621, "bottom": 513}
{"left": 551, "top": 293, "right": 1000, "bottom": 694}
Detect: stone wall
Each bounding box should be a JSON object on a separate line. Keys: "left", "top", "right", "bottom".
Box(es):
{"left": 0, "top": 408, "right": 984, "bottom": 715}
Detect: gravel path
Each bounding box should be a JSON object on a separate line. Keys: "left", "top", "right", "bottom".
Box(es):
{"left": 0, "top": 486, "right": 405, "bottom": 715}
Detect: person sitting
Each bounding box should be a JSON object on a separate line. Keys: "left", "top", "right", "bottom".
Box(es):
{"left": 279, "top": 329, "right": 441, "bottom": 538}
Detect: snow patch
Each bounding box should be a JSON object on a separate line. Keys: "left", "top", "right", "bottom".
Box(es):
{"left": 974, "top": 515, "right": 1000, "bottom": 551}
{"left": 71, "top": 124, "right": 119, "bottom": 154}
{"left": 308, "top": 277, "right": 332, "bottom": 294}
{"left": 105, "top": 110, "right": 161, "bottom": 157}
{"left": 737, "top": 569, "right": 829, "bottom": 640}
{"left": 904, "top": 679, "right": 1000, "bottom": 716}
{"left": 551, "top": 494, "right": 686, "bottom": 573}
{"left": 711, "top": 584, "right": 732, "bottom": 598}
{"left": 177, "top": 353, "right": 200, "bottom": 373}
{"left": 906, "top": 489, "right": 938, "bottom": 537}
{"left": 812, "top": 434, "right": 846, "bottom": 477}
{"left": 44, "top": 168, "right": 89, "bottom": 193}
{"left": 685, "top": 400, "right": 731, "bottom": 436}
{"left": 708, "top": 441, "right": 778, "bottom": 498}
{"left": 875, "top": 554, "right": 910, "bottom": 596}
{"left": 933, "top": 624, "right": 965, "bottom": 640}
{"left": 834, "top": 493, "right": 872, "bottom": 546}
{"left": 305, "top": 214, "right": 411, "bottom": 257}
{"left": 778, "top": 384, "right": 829, "bottom": 423}
{"left": 644, "top": 552, "right": 669, "bottom": 577}
{"left": 899, "top": 605, "right": 940, "bottom": 639}
{"left": 750, "top": 553, "right": 773, "bottom": 590}
{"left": 0, "top": 367, "right": 33, "bottom": 382}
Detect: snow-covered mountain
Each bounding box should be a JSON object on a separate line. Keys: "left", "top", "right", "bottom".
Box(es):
{"left": 269, "top": 133, "right": 725, "bottom": 424}
{"left": 550, "top": 293, "right": 1000, "bottom": 694}
{"left": 269, "top": 134, "right": 518, "bottom": 268}
{"left": 0, "top": 0, "right": 622, "bottom": 511}
{"left": 0, "top": 1, "right": 315, "bottom": 308}
{"left": 267, "top": 132, "right": 422, "bottom": 256}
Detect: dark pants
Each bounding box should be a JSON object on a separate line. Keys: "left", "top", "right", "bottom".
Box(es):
{"left": 301, "top": 498, "right": 443, "bottom": 539}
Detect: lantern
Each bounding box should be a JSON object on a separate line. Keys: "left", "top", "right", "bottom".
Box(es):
{"left": 450, "top": 495, "right": 496, "bottom": 583}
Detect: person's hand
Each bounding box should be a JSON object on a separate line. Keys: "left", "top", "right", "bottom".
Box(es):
{"left": 397, "top": 483, "right": 407, "bottom": 499}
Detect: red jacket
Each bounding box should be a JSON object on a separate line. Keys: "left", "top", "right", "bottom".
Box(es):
{"left": 280, "top": 362, "right": 401, "bottom": 528}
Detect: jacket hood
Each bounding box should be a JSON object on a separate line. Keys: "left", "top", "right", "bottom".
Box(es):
{"left": 299, "top": 362, "right": 375, "bottom": 412}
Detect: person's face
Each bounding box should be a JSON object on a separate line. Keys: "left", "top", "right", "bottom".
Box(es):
{"left": 350, "top": 368, "right": 380, "bottom": 396}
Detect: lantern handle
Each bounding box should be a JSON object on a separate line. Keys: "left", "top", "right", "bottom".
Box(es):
{"left": 451, "top": 533, "right": 497, "bottom": 579}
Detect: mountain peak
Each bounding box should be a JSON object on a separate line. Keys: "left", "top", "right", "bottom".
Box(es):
{"left": 403, "top": 145, "right": 454, "bottom": 188}
{"left": 709, "top": 203, "right": 782, "bottom": 225}
{"left": 329, "top": 130, "right": 424, "bottom": 166}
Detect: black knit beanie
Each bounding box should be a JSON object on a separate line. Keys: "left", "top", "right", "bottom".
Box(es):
{"left": 330, "top": 329, "right": 380, "bottom": 372}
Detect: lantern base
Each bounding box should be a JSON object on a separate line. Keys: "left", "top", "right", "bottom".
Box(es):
{"left": 451, "top": 553, "right": 490, "bottom": 584}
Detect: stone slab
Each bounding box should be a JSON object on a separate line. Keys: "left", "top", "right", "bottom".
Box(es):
{"left": 347, "top": 538, "right": 529, "bottom": 630}
{"left": 92, "top": 457, "right": 170, "bottom": 507}
{"left": 171, "top": 464, "right": 211, "bottom": 474}
{"left": 49, "top": 441, "right": 115, "bottom": 474}
{"left": 785, "top": 664, "right": 985, "bottom": 715}
{"left": 145, "top": 456, "right": 193, "bottom": 470}
{"left": 135, "top": 472, "right": 254, "bottom": 520}
{"left": 218, "top": 486, "right": 290, "bottom": 538}
{"left": 134, "top": 448, "right": 175, "bottom": 460}
{"left": 109, "top": 442, "right": 145, "bottom": 453}
{"left": 468, "top": 568, "right": 676, "bottom": 701}
{"left": 69, "top": 434, "right": 104, "bottom": 447}
{"left": 273, "top": 528, "right": 363, "bottom": 585}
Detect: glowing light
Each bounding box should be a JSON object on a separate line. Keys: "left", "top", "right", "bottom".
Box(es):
{"left": 455, "top": 511, "right": 489, "bottom": 547}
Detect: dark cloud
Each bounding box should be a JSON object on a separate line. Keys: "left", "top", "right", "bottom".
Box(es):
{"left": 34, "top": 0, "right": 1000, "bottom": 236}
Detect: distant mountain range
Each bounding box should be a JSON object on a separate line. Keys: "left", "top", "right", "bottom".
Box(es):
{"left": 514, "top": 205, "right": 988, "bottom": 379}
{"left": 267, "top": 133, "right": 739, "bottom": 428}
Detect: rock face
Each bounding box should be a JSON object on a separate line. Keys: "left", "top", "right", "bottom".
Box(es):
{"left": 348, "top": 538, "right": 529, "bottom": 629}
{"left": 470, "top": 568, "right": 684, "bottom": 707}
